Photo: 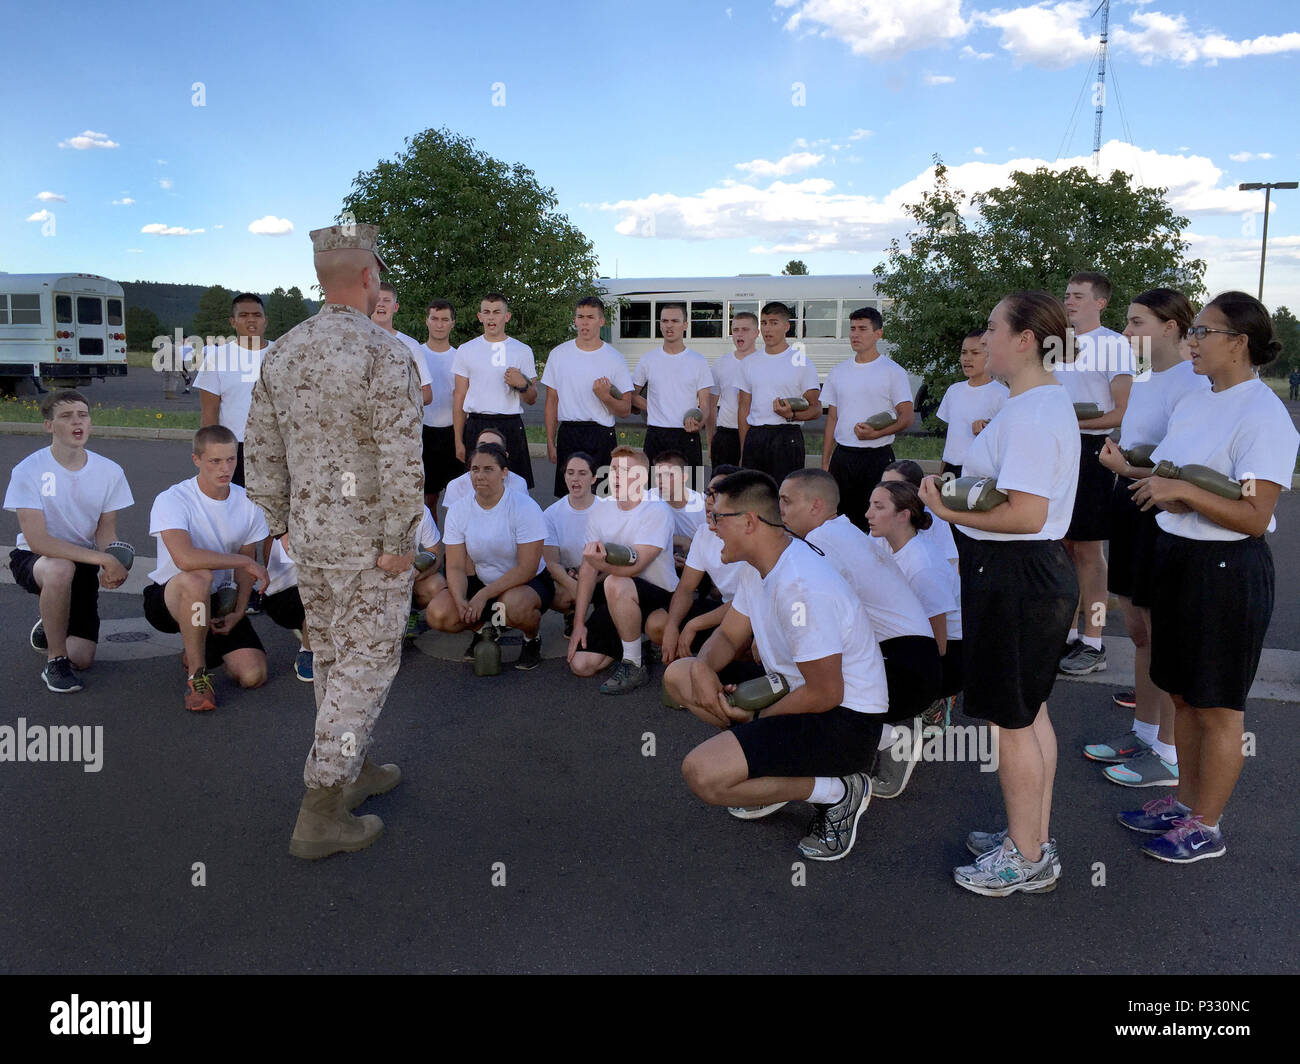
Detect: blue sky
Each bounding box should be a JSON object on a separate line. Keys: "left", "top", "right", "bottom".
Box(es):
{"left": 3, "top": 0, "right": 1298, "bottom": 310}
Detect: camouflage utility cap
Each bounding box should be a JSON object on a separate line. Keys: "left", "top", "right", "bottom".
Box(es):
{"left": 309, "top": 223, "right": 388, "bottom": 270}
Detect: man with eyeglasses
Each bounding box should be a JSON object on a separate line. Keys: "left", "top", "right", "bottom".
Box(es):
{"left": 671, "top": 469, "right": 889, "bottom": 862}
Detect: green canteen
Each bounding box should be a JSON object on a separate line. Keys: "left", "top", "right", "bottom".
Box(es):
{"left": 413, "top": 550, "right": 437, "bottom": 573}
{"left": 1074, "top": 402, "right": 1103, "bottom": 421}
{"left": 865, "top": 410, "right": 895, "bottom": 431}
{"left": 683, "top": 407, "right": 704, "bottom": 428}
{"left": 727, "top": 673, "right": 790, "bottom": 713}
{"left": 1122, "top": 443, "right": 1156, "bottom": 469}
{"left": 105, "top": 541, "right": 135, "bottom": 571}
{"left": 602, "top": 542, "right": 638, "bottom": 567}
{"left": 782, "top": 396, "right": 810, "bottom": 412}
{"left": 1153, "top": 461, "right": 1243, "bottom": 501}
{"left": 941, "top": 476, "right": 1009, "bottom": 512}
{"left": 473, "top": 629, "right": 502, "bottom": 677}
{"left": 211, "top": 585, "right": 240, "bottom": 618}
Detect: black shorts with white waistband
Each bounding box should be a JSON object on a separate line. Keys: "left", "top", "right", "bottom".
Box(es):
{"left": 828, "top": 444, "right": 894, "bottom": 533}
{"left": 741, "top": 424, "right": 806, "bottom": 488}
{"left": 879, "top": 634, "right": 943, "bottom": 723}
{"left": 1066, "top": 434, "right": 1114, "bottom": 542}
{"left": 732, "top": 706, "right": 884, "bottom": 780}
{"left": 959, "top": 537, "right": 1077, "bottom": 730}
{"left": 1148, "top": 530, "right": 1273, "bottom": 712}
{"left": 422, "top": 424, "right": 461, "bottom": 498}
{"left": 1107, "top": 475, "right": 1159, "bottom": 606}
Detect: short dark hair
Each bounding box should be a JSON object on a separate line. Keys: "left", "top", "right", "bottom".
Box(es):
{"left": 714, "top": 469, "right": 781, "bottom": 525}
{"left": 482, "top": 292, "right": 509, "bottom": 310}
{"left": 379, "top": 282, "right": 398, "bottom": 297}
{"left": 564, "top": 451, "right": 597, "bottom": 476}
{"left": 783, "top": 467, "right": 839, "bottom": 510}
{"left": 41, "top": 389, "right": 88, "bottom": 420}
{"left": 475, "top": 427, "right": 508, "bottom": 453}
{"left": 883, "top": 459, "right": 925, "bottom": 488}
{"left": 468, "top": 442, "right": 508, "bottom": 469}
{"left": 575, "top": 296, "right": 605, "bottom": 314}
{"left": 849, "top": 306, "right": 883, "bottom": 330}
{"left": 1069, "top": 271, "right": 1112, "bottom": 302}
{"left": 760, "top": 301, "right": 791, "bottom": 321}
{"left": 193, "top": 425, "right": 238, "bottom": 454}
{"left": 708, "top": 464, "right": 741, "bottom": 482}
{"left": 426, "top": 299, "right": 456, "bottom": 319}
{"left": 963, "top": 328, "right": 986, "bottom": 342}
{"left": 1205, "top": 290, "right": 1284, "bottom": 367}
{"left": 231, "top": 293, "right": 264, "bottom": 312}
{"left": 732, "top": 311, "right": 758, "bottom": 326}
{"left": 654, "top": 450, "right": 688, "bottom": 468}
{"left": 657, "top": 302, "right": 686, "bottom": 321}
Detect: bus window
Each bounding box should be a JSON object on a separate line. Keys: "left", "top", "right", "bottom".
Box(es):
{"left": 728, "top": 301, "right": 759, "bottom": 327}
{"left": 768, "top": 299, "right": 798, "bottom": 338}
{"left": 107, "top": 299, "right": 123, "bottom": 327}
{"left": 55, "top": 295, "right": 73, "bottom": 323}
{"left": 11, "top": 294, "right": 42, "bottom": 325}
{"left": 803, "top": 300, "right": 838, "bottom": 339}
{"left": 843, "top": 299, "right": 878, "bottom": 336}
{"left": 0, "top": 298, "right": 7, "bottom": 325}
{"left": 689, "top": 301, "right": 723, "bottom": 339}
{"left": 620, "top": 300, "right": 652, "bottom": 339}
{"left": 77, "top": 297, "right": 104, "bottom": 326}
{"left": 79, "top": 338, "right": 105, "bottom": 356}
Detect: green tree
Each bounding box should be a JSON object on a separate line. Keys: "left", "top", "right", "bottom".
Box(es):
{"left": 283, "top": 286, "right": 311, "bottom": 334}
{"left": 874, "top": 159, "right": 1207, "bottom": 399}
{"left": 190, "top": 284, "right": 234, "bottom": 342}
{"left": 341, "top": 127, "right": 601, "bottom": 361}
{"left": 125, "top": 304, "right": 161, "bottom": 350}
{"left": 782, "top": 259, "right": 810, "bottom": 275}
{"left": 1270, "top": 306, "right": 1300, "bottom": 377}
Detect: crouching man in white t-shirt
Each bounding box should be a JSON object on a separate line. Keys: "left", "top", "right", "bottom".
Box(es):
{"left": 671, "top": 470, "right": 890, "bottom": 862}
{"left": 143, "top": 426, "right": 270, "bottom": 712}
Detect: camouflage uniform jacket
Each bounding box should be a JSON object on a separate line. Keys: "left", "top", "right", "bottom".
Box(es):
{"left": 244, "top": 302, "right": 423, "bottom": 568}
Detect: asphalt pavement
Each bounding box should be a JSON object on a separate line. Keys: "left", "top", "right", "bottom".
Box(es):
{"left": 0, "top": 431, "right": 1296, "bottom": 975}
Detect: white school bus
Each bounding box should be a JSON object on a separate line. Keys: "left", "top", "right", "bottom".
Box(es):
{"left": 0, "top": 274, "right": 129, "bottom": 395}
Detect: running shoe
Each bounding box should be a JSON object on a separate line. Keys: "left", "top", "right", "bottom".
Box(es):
{"left": 1060, "top": 642, "right": 1107, "bottom": 675}
{"left": 515, "top": 636, "right": 542, "bottom": 671}
{"left": 1103, "top": 749, "right": 1178, "bottom": 787}
{"left": 42, "top": 656, "right": 83, "bottom": 694}
{"left": 294, "top": 650, "right": 314, "bottom": 683}
{"left": 953, "top": 840, "right": 1059, "bottom": 896}
{"left": 1140, "top": 817, "right": 1225, "bottom": 863}
{"left": 30, "top": 618, "right": 47, "bottom": 653}
{"left": 1111, "top": 689, "right": 1137, "bottom": 710}
{"left": 870, "top": 718, "right": 922, "bottom": 799}
{"left": 185, "top": 670, "right": 217, "bottom": 712}
{"left": 965, "top": 831, "right": 1062, "bottom": 876}
{"left": 728, "top": 802, "right": 789, "bottom": 820}
{"left": 797, "top": 773, "right": 870, "bottom": 861}
{"left": 462, "top": 631, "right": 482, "bottom": 662}
{"left": 1083, "top": 729, "right": 1150, "bottom": 763}
{"left": 1116, "top": 793, "right": 1188, "bottom": 834}
{"left": 600, "top": 659, "right": 649, "bottom": 695}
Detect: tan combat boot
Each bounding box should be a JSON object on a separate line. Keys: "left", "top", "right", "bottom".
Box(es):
{"left": 342, "top": 759, "right": 402, "bottom": 811}
{"left": 288, "top": 784, "right": 383, "bottom": 860}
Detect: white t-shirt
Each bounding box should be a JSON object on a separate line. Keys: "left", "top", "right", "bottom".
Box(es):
{"left": 711, "top": 351, "right": 751, "bottom": 430}
{"left": 738, "top": 347, "right": 820, "bottom": 427}
{"left": 417, "top": 505, "right": 441, "bottom": 551}
{"left": 442, "top": 469, "right": 529, "bottom": 510}
{"left": 395, "top": 330, "right": 433, "bottom": 395}
{"left": 452, "top": 335, "right": 537, "bottom": 415}
{"left": 270, "top": 502, "right": 441, "bottom": 591}
{"left": 194, "top": 341, "right": 271, "bottom": 441}
{"left": 540, "top": 341, "right": 634, "bottom": 427}
{"left": 730, "top": 540, "right": 888, "bottom": 715}
{"left": 1053, "top": 326, "right": 1136, "bottom": 435}
{"left": 148, "top": 478, "right": 269, "bottom": 591}
{"left": 544, "top": 494, "right": 599, "bottom": 570}
{"left": 820, "top": 354, "right": 913, "bottom": 448}
{"left": 631, "top": 347, "right": 713, "bottom": 428}
{"left": 890, "top": 534, "right": 963, "bottom": 640}
{"left": 1118, "top": 358, "right": 1207, "bottom": 453}
{"left": 443, "top": 489, "right": 547, "bottom": 582}
{"left": 937, "top": 379, "right": 1010, "bottom": 466}
{"left": 422, "top": 344, "right": 457, "bottom": 428}
{"left": 583, "top": 495, "right": 679, "bottom": 592}
{"left": 1152, "top": 377, "right": 1299, "bottom": 542}
{"left": 646, "top": 487, "right": 707, "bottom": 541}
{"left": 4, "top": 448, "right": 134, "bottom": 551}
{"left": 958, "top": 384, "right": 1080, "bottom": 542}
{"left": 683, "top": 525, "right": 748, "bottom": 602}
{"left": 808, "top": 515, "right": 932, "bottom": 641}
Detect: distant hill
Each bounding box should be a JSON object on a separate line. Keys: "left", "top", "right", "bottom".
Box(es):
{"left": 121, "top": 281, "right": 319, "bottom": 334}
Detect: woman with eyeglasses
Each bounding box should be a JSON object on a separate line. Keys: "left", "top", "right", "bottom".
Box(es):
{"left": 919, "top": 290, "right": 1080, "bottom": 897}
{"left": 1121, "top": 291, "right": 1298, "bottom": 864}
{"left": 1087, "top": 290, "right": 1207, "bottom": 789}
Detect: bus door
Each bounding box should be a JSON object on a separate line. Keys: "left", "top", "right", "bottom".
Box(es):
{"left": 72, "top": 291, "right": 107, "bottom": 367}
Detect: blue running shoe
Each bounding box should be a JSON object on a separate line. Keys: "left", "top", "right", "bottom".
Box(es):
{"left": 1140, "top": 817, "right": 1225, "bottom": 864}
{"left": 294, "top": 649, "right": 314, "bottom": 683}
{"left": 1117, "top": 794, "right": 1189, "bottom": 835}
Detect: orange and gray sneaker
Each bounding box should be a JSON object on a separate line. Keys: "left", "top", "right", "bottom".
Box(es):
{"left": 185, "top": 669, "right": 217, "bottom": 712}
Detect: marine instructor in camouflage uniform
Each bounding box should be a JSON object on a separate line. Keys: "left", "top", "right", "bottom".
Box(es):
{"left": 245, "top": 223, "right": 424, "bottom": 860}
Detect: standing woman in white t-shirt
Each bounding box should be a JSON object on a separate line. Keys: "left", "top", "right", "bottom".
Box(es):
{"left": 542, "top": 451, "right": 599, "bottom": 626}
{"left": 919, "top": 290, "right": 1081, "bottom": 897}
{"left": 1123, "top": 292, "right": 1300, "bottom": 864}
{"left": 1087, "top": 289, "right": 1205, "bottom": 787}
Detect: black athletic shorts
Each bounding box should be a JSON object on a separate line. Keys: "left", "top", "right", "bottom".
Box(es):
{"left": 9, "top": 549, "right": 101, "bottom": 643}
{"left": 1106, "top": 475, "right": 1160, "bottom": 606}
{"left": 732, "top": 705, "right": 885, "bottom": 780}
{"left": 644, "top": 426, "right": 703, "bottom": 488}
{"left": 710, "top": 427, "right": 741, "bottom": 470}
{"left": 959, "top": 537, "right": 1077, "bottom": 730}
{"left": 1148, "top": 531, "right": 1273, "bottom": 712}
{"left": 940, "top": 638, "right": 964, "bottom": 699}
{"left": 262, "top": 586, "right": 305, "bottom": 631}
{"left": 879, "top": 634, "right": 943, "bottom": 723}
{"left": 828, "top": 444, "right": 894, "bottom": 533}
{"left": 941, "top": 461, "right": 962, "bottom": 479}
{"left": 741, "top": 424, "right": 806, "bottom": 488}
{"left": 1066, "top": 434, "right": 1114, "bottom": 542}
{"left": 142, "top": 580, "right": 265, "bottom": 670}
{"left": 232, "top": 441, "right": 246, "bottom": 488}
{"left": 464, "top": 413, "right": 533, "bottom": 488}
{"left": 581, "top": 575, "right": 674, "bottom": 660}
{"left": 422, "top": 424, "right": 461, "bottom": 498}
{"left": 466, "top": 570, "right": 556, "bottom": 618}
{"left": 555, "top": 421, "right": 616, "bottom": 497}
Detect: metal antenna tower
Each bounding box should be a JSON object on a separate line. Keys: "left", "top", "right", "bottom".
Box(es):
{"left": 1092, "top": 0, "right": 1110, "bottom": 174}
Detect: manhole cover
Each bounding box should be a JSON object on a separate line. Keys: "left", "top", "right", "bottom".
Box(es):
{"left": 106, "top": 631, "right": 151, "bottom": 643}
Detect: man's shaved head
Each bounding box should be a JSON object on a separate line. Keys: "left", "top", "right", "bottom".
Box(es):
{"left": 783, "top": 468, "right": 839, "bottom": 510}
{"left": 314, "top": 248, "right": 379, "bottom": 287}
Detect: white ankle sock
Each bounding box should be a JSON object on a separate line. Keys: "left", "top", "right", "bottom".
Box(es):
{"left": 1067, "top": 628, "right": 1079, "bottom": 644}
{"left": 809, "top": 777, "right": 845, "bottom": 805}
{"left": 1133, "top": 719, "right": 1158, "bottom": 745}
{"left": 878, "top": 725, "right": 897, "bottom": 750}
{"left": 621, "top": 639, "right": 642, "bottom": 666}
{"left": 1152, "top": 738, "right": 1178, "bottom": 764}
{"left": 1082, "top": 635, "right": 1103, "bottom": 651}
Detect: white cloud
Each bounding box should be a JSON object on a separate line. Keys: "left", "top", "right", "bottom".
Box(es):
{"left": 58, "top": 129, "right": 118, "bottom": 150}
{"left": 141, "top": 223, "right": 204, "bottom": 236}
{"left": 973, "top": 146, "right": 986, "bottom": 155}
{"left": 1229, "top": 152, "right": 1274, "bottom": 163}
{"left": 248, "top": 215, "right": 294, "bottom": 236}
{"left": 725, "top": 5, "right": 732, "bottom": 16}
{"left": 924, "top": 73, "right": 957, "bottom": 84}
{"left": 36, "top": 191, "right": 66, "bottom": 202}
{"left": 26, "top": 210, "right": 53, "bottom": 222}
{"left": 1115, "top": 10, "right": 1300, "bottom": 65}
{"left": 159, "top": 178, "right": 173, "bottom": 190}
{"left": 976, "top": 2, "right": 1095, "bottom": 69}
{"left": 156, "top": 159, "right": 167, "bottom": 165}
{"left": 126, "top": 248, "right": 143, "bottom": 253}
{"left": 735, "top": 152, "right": 825, "bottom": 178}
{"left": 779, "top": 0, "right": 970, "bottom": 59}
{"left": 112, "top": 197, "right": 135, "bottom": 206}
{"left": 961, "top": 44, "right": 993, "bottom": 60}
{"left": 213, "top": 224, "right": 224, "bottom": 229}
{"left": 849, "top": 128, "right": 873, "bottom": 140}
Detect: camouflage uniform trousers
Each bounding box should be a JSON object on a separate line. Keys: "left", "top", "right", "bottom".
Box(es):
{"left": 296, "top": 562, "right": 414, "bottom": 788}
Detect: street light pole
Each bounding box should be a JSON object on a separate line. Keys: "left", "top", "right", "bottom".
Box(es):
{"left": 1240, "top": 181, "right": 1298, "bottom": 301}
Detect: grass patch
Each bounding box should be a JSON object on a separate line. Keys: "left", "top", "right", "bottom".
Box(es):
{"left": 126, "top": 348, "right": 159, "bottom": 370}
{"left": 0, "top": 397, "right": 198, "bottom": 429}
